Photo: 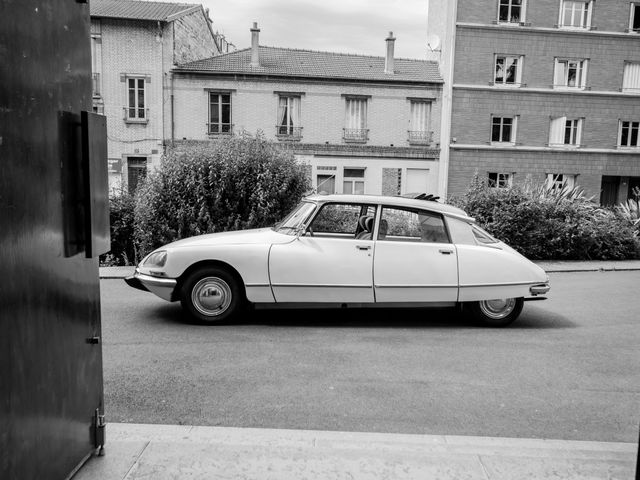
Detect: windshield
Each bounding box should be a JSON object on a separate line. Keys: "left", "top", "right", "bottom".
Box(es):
{"left": 274, "top": 201, "right": 317, "bottom": 234}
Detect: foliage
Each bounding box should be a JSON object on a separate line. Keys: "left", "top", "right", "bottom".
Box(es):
{"left": 451, "top": 175, "right": 640, "bottom": 260}
{"left": 134, "top": 134, "right": 310, "bottom": 257}
{"left": 615, "top": 187, "right": 640, "bottom": 237}
{"left": 99, "top": 188, "right": 137, "bottom": 266}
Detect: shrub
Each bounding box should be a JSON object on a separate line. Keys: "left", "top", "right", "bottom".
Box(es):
{"left": 134, "top": 134, "right": 310, "bottom": 257}
{"left": 452, "top": 175, "right": 640, "bottom": 260}
{"left": 99, "top": 188, "right": 136, "bottom": 266}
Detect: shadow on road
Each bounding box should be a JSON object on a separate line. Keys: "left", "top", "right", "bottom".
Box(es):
{"left": 150, "top": 302, "right": 576, "bottom": 330}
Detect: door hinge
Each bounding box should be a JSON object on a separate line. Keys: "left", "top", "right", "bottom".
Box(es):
{"left": 94, "top": 408, "right": 106, "bottom": 456}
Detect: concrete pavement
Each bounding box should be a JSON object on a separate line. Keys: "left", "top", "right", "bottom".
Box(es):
{"left": 73, "top": 423, "right": 637, "bottom": 480}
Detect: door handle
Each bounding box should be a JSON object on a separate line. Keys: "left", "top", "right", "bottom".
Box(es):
{"left": 439, "top": 249, "right": 454, "bottom": 255}
{"left": 356, "top": 245, "right": 371, "bottom": 251}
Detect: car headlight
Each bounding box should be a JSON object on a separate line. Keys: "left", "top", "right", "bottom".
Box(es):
{"left": 143, "top": 250, "right": 167, "bottom": 267}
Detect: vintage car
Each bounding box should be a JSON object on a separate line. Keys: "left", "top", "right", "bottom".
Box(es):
{"left": 125, "top": 193, "right": 550, "bottom": 327}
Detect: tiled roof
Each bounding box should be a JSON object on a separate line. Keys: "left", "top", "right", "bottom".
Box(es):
{"left": 90, "top": 0, "right": 200, "bottom": 22}
{"left": 176, "top": 46, "right": 443, "bottom": 84}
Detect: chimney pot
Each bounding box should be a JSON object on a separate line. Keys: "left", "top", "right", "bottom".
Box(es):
{"left": 385, "top": 32, "right": 396, "bottom": 74}
{"left": 250, "top": 22, "right": 260, "bottom": 67}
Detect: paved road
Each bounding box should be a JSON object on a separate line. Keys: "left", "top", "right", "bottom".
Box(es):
{"left": 100, "top": 271, "right": 640, "bottom": 443}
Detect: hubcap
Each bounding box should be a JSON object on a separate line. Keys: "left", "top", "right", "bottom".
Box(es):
{"left": 191, "top": 277, "right": 232, "bottom": 316}
{"left": 479, "top": 298, "right": 516, "bottom": 320}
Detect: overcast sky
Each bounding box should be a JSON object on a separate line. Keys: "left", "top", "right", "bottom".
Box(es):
{"left": 198, "top": 0, "right": 428, "bottom": 59}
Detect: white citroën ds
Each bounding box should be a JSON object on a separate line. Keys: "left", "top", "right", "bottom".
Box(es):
{"left": 126, "top": 193, "right": 550, "bottom": 327}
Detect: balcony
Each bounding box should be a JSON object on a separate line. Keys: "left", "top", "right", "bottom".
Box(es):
{"left": 92, "top": 73, "right": 101, "bottom": 97}
{"left": 207, "top": 123, "right": 233, "bottom": 136}
{"left": 343, "top": 128, "right": 369, "bottom": 143}
{"left": 407, "top": 130, "right": 433, "bottom": 145}
{"left": 275, "top": 126, "right": 303, "bottom": 141}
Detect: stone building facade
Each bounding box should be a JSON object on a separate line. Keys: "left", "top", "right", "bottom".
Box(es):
{"left": 427, "top": 0, "right": 640, "bottom": 204}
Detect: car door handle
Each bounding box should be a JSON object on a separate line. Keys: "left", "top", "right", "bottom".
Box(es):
{"left": 439, "top": 249, "right": 454, "bottom": 255}
{"left": 356, "top": 245, "right": 371, "bottom": 251}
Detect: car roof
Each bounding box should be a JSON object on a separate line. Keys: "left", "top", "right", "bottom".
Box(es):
{"left": 304, "top": 193, "right": 474, "bottom": 221}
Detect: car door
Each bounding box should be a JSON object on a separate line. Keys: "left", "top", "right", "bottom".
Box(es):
{"left": 373, "top": 206, "right": 458, "bottom": 303}
{"left": 269, "top": 202, "right": 376, "bottom": 303}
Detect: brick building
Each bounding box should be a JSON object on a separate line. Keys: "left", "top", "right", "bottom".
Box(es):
{"left": 170, "top": 24, "right": 444, "bottom": 196}
{"left": 427, "top": 0, "right": 640, "bottom": 204}
{"left": 90, "top": 0, "right": 231, "bottom": 192}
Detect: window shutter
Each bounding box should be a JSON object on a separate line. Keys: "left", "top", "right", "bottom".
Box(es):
{"left": 554, "top": 60, "right": 565, "bottom": 86}
{"left": 549, "top": 117, "right": 566, "bottom": 145}
{"left": 623, "top": 63, "right": 640, "bottom": 92}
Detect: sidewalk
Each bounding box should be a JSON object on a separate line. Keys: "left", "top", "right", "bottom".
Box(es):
{"left": 73, "top": 423, "right": 637, "bottom": 480}
{"left": 99, "top": 260, "right": 640, "bottom": 278}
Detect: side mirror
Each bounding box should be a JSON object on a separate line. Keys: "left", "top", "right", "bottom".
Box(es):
{"left": 295, "top": 224, "right": 307, "bottom": 238}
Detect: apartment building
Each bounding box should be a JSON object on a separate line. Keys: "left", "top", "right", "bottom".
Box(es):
{"left": 427, "top": 0, "right": 640, "bottom": 204}
{"left": 90, "top": 0, "right": 230, "bottom": 192}
{"left": 170, "top": 25, "right": 444, "bottom": 196}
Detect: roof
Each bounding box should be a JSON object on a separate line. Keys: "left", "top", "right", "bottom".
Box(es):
{"left": 176, "top": 46, "right": 443, "bottom": 84}
{"left": 90, "top": 0, "right": 200, "bottom": 22}
{"left": 303, "top": 194, "right": 472, "bottom": 220}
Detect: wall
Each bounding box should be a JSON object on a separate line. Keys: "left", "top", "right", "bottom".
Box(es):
{"left": 173, "top": 9, "right": 220, "bottom": 65}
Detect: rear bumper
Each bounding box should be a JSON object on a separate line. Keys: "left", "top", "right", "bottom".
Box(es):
{"left": 124, "top": 270, "right": 177, "bottom": 302}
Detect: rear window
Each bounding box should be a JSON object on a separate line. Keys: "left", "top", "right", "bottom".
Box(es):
{"left": 472, "top": 225, "right": 499, "bottom": 244}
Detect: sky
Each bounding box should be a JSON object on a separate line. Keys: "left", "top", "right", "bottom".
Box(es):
{"left": 198, "top": 0, "right": 429, "bottom": 59}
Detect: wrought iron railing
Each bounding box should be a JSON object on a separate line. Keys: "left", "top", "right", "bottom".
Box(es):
{"left": 407, "top": 130, "right": 433, "bottom": 145}
{"left": 122, "top": 107, "right": 149, "bottom": 122}
{"left": 343, "top": 128, "right": 369, "bottom": 143}
{"left": 207, "top": 123, "right": 233, "bottom": 135}
{"left": 275, "top": 126, "right": 303, "bottom": 140}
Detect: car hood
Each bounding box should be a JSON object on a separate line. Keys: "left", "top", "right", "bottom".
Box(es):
{"left": 163, "top": 228, "right": 293, "bottom": 249}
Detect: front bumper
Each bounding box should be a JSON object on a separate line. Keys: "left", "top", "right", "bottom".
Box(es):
{"left": 124, "top": 270, "right": 177, "bottom": 302}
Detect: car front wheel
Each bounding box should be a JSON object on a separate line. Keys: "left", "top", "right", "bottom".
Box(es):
{"left": 468, "top": 297, "right": 524, "bottom": 327}
{"left": 180, "top": 267, "right": 244, "bottom": 324}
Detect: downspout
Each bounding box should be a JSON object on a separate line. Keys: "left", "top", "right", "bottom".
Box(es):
{"left": 170, "top": 70, "right": 174, "bottom": 146}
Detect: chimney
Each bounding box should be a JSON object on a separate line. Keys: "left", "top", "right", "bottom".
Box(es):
{"left": 250, "top": 22, "right": 260, "bottom": 67}
{"left": 384, "top": 31, "right": 395, "bottom": 74}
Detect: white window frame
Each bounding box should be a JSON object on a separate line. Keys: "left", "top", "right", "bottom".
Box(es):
{"left": 618, "top": 120, "right": 640, "bottom": 148}
{"left": 497, "top": 0, "right": 526, "bottom": 24}
{"left": 558, "top": 0, "right": 593, "bottom": 29}
{"left": 494, "top": 55, "right": 524, "bottom": 86}
{"left": 622, "top": 62, "right": 640, "bottom": 93}
{"left": 343, "top": 96, "right": 369, "bottom": 142}
{"left": 342, "top": 167, "right": 366, "bottom": 195}
{"left": 546, "top": 173, "right": 576, "bottom": 190}
{"left": 208, "top": 91, "right": 233, "bottom": 134}
{"left": 276, "top": 94, "right": 302, "bottom": 136}
{"left": 553, "top": 58, "right": 588, "bottom": 89}
{"left": 125, "top": 75, "right": 147, "bottom": 122}
{"left": 549, "top": 116, "right": 583, "bottom": 147}
{"left": 316, "top": 166, "right": 337, "bottom": 194}
{"left": 629, "top": 3, "right": 640, "bottom": 32}
{"left": 491, "top": 115, "right": 517, "bottom": 145}
{"left": 488, "top": 172, "right": 513, "bottom": 188}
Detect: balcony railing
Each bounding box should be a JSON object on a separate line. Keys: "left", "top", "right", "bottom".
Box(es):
{"left": 207, "top": 123, "right": 233, "bottom": 135}
{"left": 275, "top": 126, "right": 303, "bottom": 141}
{"left": 343, "top": 128, "right": 369, "bottom": 143}
{"left": 407, "top": 130, "right": 433, "bottom": 145}
{"left": 122, "top": 107, "right": 149, "bottom": 123}
{"left": 92, "top": 73, "right": 101, "bottom": 97}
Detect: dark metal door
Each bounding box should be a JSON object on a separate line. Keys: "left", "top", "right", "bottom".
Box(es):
{"left": 1, "top": 1, "right": 107, "bottom": 479}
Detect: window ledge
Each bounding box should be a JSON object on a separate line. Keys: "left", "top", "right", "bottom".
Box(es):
{"left": 124, "top": 118, "right": 149, "bottom": 125}
{"left": 276, "top": 134, "right": 303, "bottom": 142}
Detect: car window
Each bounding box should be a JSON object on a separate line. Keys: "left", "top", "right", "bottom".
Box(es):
{"left": 472, "top": 225, "right": 499, "bottom": 244}
{"left": 378, "top": 207, "right": 450, "bottom": 243}
{"left": 275, "top": 201, "right": 316, "bottom": 234}
{"left": 309, "top": 203, "right": 373, "bottom": 238}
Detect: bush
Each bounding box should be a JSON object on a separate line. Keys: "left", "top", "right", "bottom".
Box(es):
{"left": 134, "top": 134, "right": 310, "bottom": 257}
{"left": 451, "top": 175, "right": 640, "bottom": 260}
{"left": 99, "top": 189, "right": 136, "bottom": 266}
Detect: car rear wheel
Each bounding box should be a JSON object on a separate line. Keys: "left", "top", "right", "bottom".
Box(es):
{"left": 180, "top": 267, "right": 244, "bottom": 324}
{"left": 469, "top": 297, "right": 524, "bottom": 327}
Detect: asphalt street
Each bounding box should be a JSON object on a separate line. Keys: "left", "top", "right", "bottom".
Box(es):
{"left": 100, "top": 271, "right": 640, "bottom": 443}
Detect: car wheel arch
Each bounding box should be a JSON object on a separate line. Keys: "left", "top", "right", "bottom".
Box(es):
{"left": 172, "top": 260, "right": 246, "bottom": 302}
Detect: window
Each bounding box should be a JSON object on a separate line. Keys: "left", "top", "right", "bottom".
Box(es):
{"left": 494, "top": 55, "right": 523, "bottom": 86}
{"left": 498, "top": 0, "right": 524, "bottom": 23}
{"left": 619, "top": 121, "right": 640, "bottom": 147}
{"left": 343, "top": 97, "right": 368, "bottom": 142}
{"left": 622, "top": 63, "right": 640, "bottom": 92}
{"left": 343, "top": 168, "right": 365, "bottom": 194}
{"left": 554, "top": 59, "right": 587, "bottom": 89}
{"left": 491, "top": 116, "right": 516, "bottom": 144}
{"left": 277, "top": 95, "right": 302, "bottom": 138}
{"left": 309, "top": 203, "right": 376, "bottom": 238}
{"left": 378, "top": 207, "right": 449, "bottom": 244}
{"left": 488, "top": 172, "right": 513, "bottom": 188}
{"left": 127, "top": 157, "right": 147, "bottom": 194}
{"left": 126, "top": 77, "right": 146, "bottom": 121}
{"left": 546, "top": 173, "right": 576, "bottom": 190}
{"left": 316, "top": 166, "right": 336, "bottom": 194}
{"left": 629, "top": 3, "right": 640, "bottom": 32}
{"left": 408, "top": 100, "right": 432, "bottom": 144}
{"left": 208, "top": 92, "right": 232, "bottom": 134}
{"left": 549, "top": 117, "right": 583, "bottom": 146}
{"left": 559, "top": 1, "right": 592, "bottom": 29}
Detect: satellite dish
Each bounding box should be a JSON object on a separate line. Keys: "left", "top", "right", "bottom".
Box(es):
{"left": 426, "top": 34, "right": 441, "bottom": 52}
